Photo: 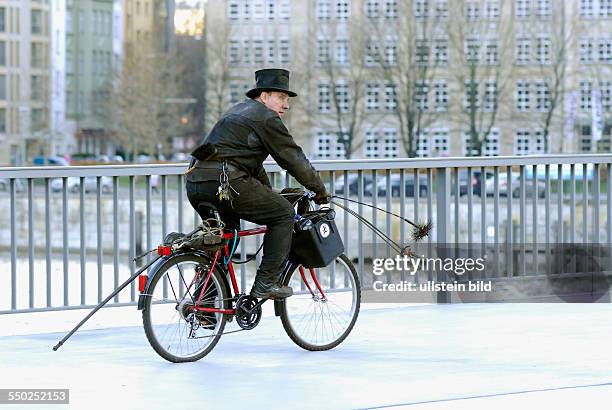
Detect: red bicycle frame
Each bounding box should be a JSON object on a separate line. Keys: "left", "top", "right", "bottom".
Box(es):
{"left": 191, "top": 226, "right": 327, "bottom": 315}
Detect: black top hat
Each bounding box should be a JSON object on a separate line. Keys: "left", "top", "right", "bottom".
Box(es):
{"left": 246, "top": 68, "right": 298, "bottom": 98}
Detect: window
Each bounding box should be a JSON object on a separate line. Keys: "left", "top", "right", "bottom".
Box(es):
{"left": 366, "top": 0, "right": 380, "bottom": 18}
{"left": 580, "top": 80, "right": 593, "bottom": 111}
{"left": 485, "top": 39, "right": 499, "bottom": 65}
{"left": 242, "top": 39, "right": 251, "bottom": 64}
{"left": 415, "top": 81, "right": 429, "bottom": 111}
{"left": 601, "top": 81, "right": 611, "bottom": 111}
{"left": 0, "top": 108, "right": 5, "bottom": 133}
{"left": 536, "top": 36, "right": 552, "bottom": 64}
{"left": 317, "top": 39, "right": 329, "bottom": 65}
{"left": 385, "top": 0, "right": 398, "bottom": 19}
{"left": 436, "top": 0, "right": 449, "bottom": 19}
{"left": 267, "top": 40, "right": 276, "bottom": 64}
{"left": 335, "top": 82, "right": 349, "bottom": 112}
{"left": 536, "top": 0, "right": 551, "bottom": 17}
{"left": 266, "top": 0, "right": 275, "bottom": 20}
{"left": 365, "top": 40, "right": 380, "bottom": 65}
{"left": 315, "top": 131, "right": 333, "bottom": 158}
{"left": 384, "top": 82, "right": 397, "bottom": 111}
{"left": 365, "top": 130, "right": 380, "bottom": 158}
{"left": 243, "top": 0, "right": 250, "bottom": 19}
{"left": 253, "top": 0, "right": 265, "bottom": 20}
{"left": 315, "top": 131, "right": 345, "bottom": 159}
{"left": 317, "top": 0, "right": 331, "bottom": 19}
{"left": 229, "top": 40, "right": 240, "bottom": 64}
{"left": 0, "top": 7, "right": 5, "bottom": 32}
{"left": 0, "top": 41, "right": 5, "bottom": 66}
{"left": 516, "top": 0, "right": 530, "bottom": 17}
{"left": 318, "top": 84, "right": 331, "bottom": 112}
{"left": 431, "top": 128, "right": 449, "bottom": 156}
{"left": 464, "top": 81, "right": 480, "bottom": 110}
{"left": 514, "top": 129, "right": 531, "bottom": 155}
{"left": 579, "top": 38, "right": 594, "bottom": 63}
{"left": 415, "top": 0, "right": 428, "bottom": 19}
{"left": 433, "top": 80, "right": 448, "bottom": 111}
{"left": 516, "top": 37, "right": 531, "bottom": 64}
{"left": 483, "top": 129, "right": 500, "bottom": 156}
{"left": 93, "top": 10, "right": 98, "bottom": 34}
{"left": 366, "top": 83, "right": 380, "bottom": 112}
{"left": 32, "top": 43, "right": 45, "bottom": 68}
{"left": 535, "top": 81, "right": 551, "bottom": 111}
{"left": 384, "top": 38, "right": 397, "bottom": 65}
{"left": 228, "top": 0, "right": 239, "bottom": 19}
{"left": 31, "top": 10, "right": 43, "bottom": 34}
{"left": 533, "top": 129, "right": 547, "bottom": 153}
{"left": 599, "top": 39, "right": 612, "bottom": 63}
{"left": 465, "top": 37, "right": 480, "bottom": 64}
{"left": 484, "top": 81, "right": 498, "bottom": 111}
{"left": 383, "top": 129, "right": 399, "bottom": 158}
{"left": 229, "top": 83, "right": 241, "bottom": 106}
{"left": 580, "top": 125, "right": 592, "bottom": 152}
{"left": 434, "top": 38, "right": 448, "bottom": 64}
{"left": 279, "top": 0, "right": 290, "bottom": 20}
{"left": 466, "top": 2, "right": 480, "bottom": 20}
{"left": 253, "top": 39, "right": 264, "bottom": 64}
{"left": 0, "top": 74, "right": 5, "bottom": 99}
{"left": 336, "top": 39, "right": 350, "bottom": 65}
{"left": 337, "top": 0, "right": 350, "bottom": 20}
{"left": 580, "top": 0, "right": 594, "bottom": 18}
{"left": 601, "top": 0, "right": 612, "bottom": 17}
{"left": 516, "top": 80, "right": 531, "bottom": 111}
{"left": 416, "top": 129, "right": 430, "bottom": 157}
{"left": 463, "top": 132, "right": 479, "bottom": 156}
{"left": 279, "top": 39, "right": 290, "bottom": 63}
{"left": 416, "top": 39, "right": 429, "bottom": 66}
{"left": 31, "top": 108, "right": 45, "bottom": 132}
{"left": 485, "top": 1, "right": 500, "bottom": 19}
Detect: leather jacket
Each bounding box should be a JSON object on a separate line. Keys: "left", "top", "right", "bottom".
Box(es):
{"left": 186, "top": 99, "right": 327, "bottom": 196}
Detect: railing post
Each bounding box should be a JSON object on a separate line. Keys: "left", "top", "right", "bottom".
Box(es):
{"left": 436, "top": 168, "right": 451, "bottom": 303}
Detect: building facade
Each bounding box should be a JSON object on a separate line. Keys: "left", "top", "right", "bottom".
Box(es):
{"left": 0, "top": 0, "right": 53, "bottom": 165}
{"left": 204, "top": 0, "right": 612, "bottom": 159}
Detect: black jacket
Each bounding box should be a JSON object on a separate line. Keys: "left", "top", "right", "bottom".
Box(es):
{"left": 186, "top": 99, "right": 327, "bottom": 196}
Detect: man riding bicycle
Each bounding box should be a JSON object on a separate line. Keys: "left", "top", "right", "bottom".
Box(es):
{"left": 185, "top": 68, "right": 330, "bottom": 300}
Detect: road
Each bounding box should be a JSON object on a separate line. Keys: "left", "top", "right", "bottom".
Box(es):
{"left": 0, "top": 303, "right": 611, "bottom": 409}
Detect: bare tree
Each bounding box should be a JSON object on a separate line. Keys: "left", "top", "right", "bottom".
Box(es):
{"left": 369, "top": 0, "right": 445, "bottom": 157}
{"left": 447, "top": 0, "right": 515, "bottom": 156}
{"left": 203, "top": 22, "right": 234, "bottom": 132}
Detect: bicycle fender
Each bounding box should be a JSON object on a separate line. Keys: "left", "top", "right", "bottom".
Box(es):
{"left": 137, "top": 256, "right": 169, "bottom": 310}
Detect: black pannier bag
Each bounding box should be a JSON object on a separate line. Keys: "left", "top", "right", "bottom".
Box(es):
{"left": 290, "top": 209, "right": 344, "bottom": 268}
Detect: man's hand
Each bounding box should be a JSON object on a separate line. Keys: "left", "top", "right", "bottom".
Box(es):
{"left": 313, "top": 190, "right": 331, "bottom": 205}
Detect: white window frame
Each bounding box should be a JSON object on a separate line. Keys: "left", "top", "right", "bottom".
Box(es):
{"left": 431, "top": 128, "right": 449, "bottom": 156}
{"left": 279, "top": 0, "right": 290, "bottom": 20}
{"left": 416, "top": 39, "right": 430, "bottom": 66}
{"left": 365, "top": 0, "right": 380, "bottom": 19}
{"left": 384, "top": 82, "right": 398, "bottom": 112}
{"left": 484, "top": 80, "right": 498, "bottom": 112}
{"left": 242, "top": 39, "right": 251, "bottom": 64}
{"left": 433, "top": 80, "right": 448, "bottom": 112}
{"left": 536, "top": 0, "right": 551, "bottom": 17}
{"left": 415, "top": 80, "right": 429, "bottom": 111}
{"left": 484, "top": 0, "right": 500, "bottom": 19}
{"left": 385, "top": 37, "right": 398, "bottom": 66}
{"left": 366, "top": 83, "right": 380, "bottom": 112}
{"left": 436, "top": 0, "right": 449, "bottom": 19}
{"left": 317, "top": 38, "right": 330, "bottom": 65}
{"left": 228, "top": 0, "right": 239, "bottom": 20}
{"left": 580, "top": 79, "right": 593, "bottom": 111}
{"left": 462, "top": 131, "right": 480, "bottom": 156}
{"left": 535, "top": 80, "right": 551, "bottom": 112}
{"left": 415, "top": 0, "right": 429, "bottom": 19}
{"left": 279, "top": 38, "right": 290, "bottom": 63}
{"left": 464, "top": 80, "right": 480, "bottom": 111}
{"left": 516, "top": 80, "right": 531, "bottom": 112}
{"left": 316, "top": 0, "right": 331, "bottom": 20}
{"left": 253, "top": 0, "right": 265, "bottom": 20}
{"left": 318, "top": 83, "right": 332, "bottom": 113}
{"left": 598, "top": 38, "right": 612, "bottom": 63}
{"left": 465, "top": 36, "right": 480, "bottom": 64}
{"left": 266, "top": 0, "right": 275, "bottom": 20}
{"left": 253, "top": 39, "right": 264, "bottom": 64}
{"left": 336, "top": 0, "right": 350, "bottom": 21}
{"left": 579, "top": 38, "right": 594, "bottom": 63}
{"left": 466, "top": 1, "right": 480, "bottom": 21}
{"left": 580, "top": 0, "right": 594, "bottom": 18}
{"left": 335, "top": 81, "right": 350, "bottom": 113}
{"left": 483, "top": 128, "right": 500, "bottom": 156}
{"left": 600, "top": 80, "right": 611, "bottom": 112}
{"left": 365, "top": 40, "right": 380, "bottom": 65}
{"left": 267, "top": 39, "right": 276, "bottom": 64}
{"left": 516, "top": 0, "right": 530, "bottom": 17}
{"left": 485, "top": 38, "right": 499, "bottom": 65}
{"left": 364, "top": 130, "right": 380, "bottom": 158}
{"left": 382, "top": 128, "right": 399, "bottom": 158}
{"left": 336, "top": 39, "right": 350, "bottom": 66}
{"left": 415, "top": 129, "right": 430, "bottom": 157}
{"left": 434, "top": 38, "right": 448, "bottom": 65}
{"left": 516, "top": 37, "right": 531, "bottom": 65}
{"left": 385, "top": 0, "right": 398, "bottom": 19}
{"left": 600, "top": 0, "right": 612, "bottom": 17}
{"left": 514, "top": 129, "right": 531, "bottom": 155}
{"left": 315, "top": 131, "right": 333, "bottom": 158}
{"left": 536, "top": 35, "right": 552, "bottom": 64}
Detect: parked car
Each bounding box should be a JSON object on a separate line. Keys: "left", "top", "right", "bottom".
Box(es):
{"left": 170, "top": 152, "right": 189, "bottom": 162}
{"left": 0, "top": 178, "right": 26, "bottom": 192}
{"left": 334, "top": 173, "right": 374, "bottom": 196}
{"left": 51, "top": 176, "right": 113, "bottom": 194}
{"left": 484, "top": 172, "right": 546, "bottom": 198}
{"left": 32, "top": 156, "right": 69, "bottom": 166}
{"left": 110, "top": 155, "right": 124, "bottom": 163}
{"left": 456, "top": 170, "right": 494, "bottom": 197}
{"left": 369, "top": 173, "right": 429, "bottom": 197}
{"left": 136, "top": 154, "right": 152, "bottom": 163}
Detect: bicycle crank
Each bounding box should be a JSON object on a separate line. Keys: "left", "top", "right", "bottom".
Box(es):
{"left": 234, "top": 295, "right": 262, "bottom": 330}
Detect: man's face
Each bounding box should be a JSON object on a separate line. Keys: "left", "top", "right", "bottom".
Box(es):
{"left": 259, "top": 91, "right": 290, "bottom": 118}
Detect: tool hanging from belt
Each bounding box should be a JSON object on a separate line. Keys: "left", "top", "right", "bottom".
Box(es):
{"left": 217, "top": 160, "right": 240, "bottom": 205}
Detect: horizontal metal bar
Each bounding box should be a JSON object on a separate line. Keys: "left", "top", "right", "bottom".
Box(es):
{"left": 1, "top": 154, "right": 612, "bottom": 177}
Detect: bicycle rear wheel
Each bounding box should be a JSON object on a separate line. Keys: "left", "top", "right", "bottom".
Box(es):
{"left": 142, "top": 253, "right": 228, "bottom": 363}
{"left": 279, "top": 254, "right": 360, "bottom": 351}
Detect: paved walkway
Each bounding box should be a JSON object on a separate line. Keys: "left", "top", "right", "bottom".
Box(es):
{"left": 1, "top": 303, "right": 611, "bottom": 409}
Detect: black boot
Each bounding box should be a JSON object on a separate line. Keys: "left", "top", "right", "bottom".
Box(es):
{"left": 250, "top": 275, "right": 293, "bottom": 300}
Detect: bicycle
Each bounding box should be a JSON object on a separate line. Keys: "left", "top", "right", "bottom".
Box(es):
{"left": 138, "top": 192, "right": 361, "bottom": 363}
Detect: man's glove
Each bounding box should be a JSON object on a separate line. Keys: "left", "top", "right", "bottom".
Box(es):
{"left": 313, "top": 190, "right": 331, "bottom": 205}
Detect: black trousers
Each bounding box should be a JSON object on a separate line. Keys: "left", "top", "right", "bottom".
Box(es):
{"left": 186, "top": 178, "right": 295, "bottom": 283}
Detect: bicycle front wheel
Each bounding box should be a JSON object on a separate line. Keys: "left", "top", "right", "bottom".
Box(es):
{"left": 142, "top": 253, "right": 228, "bottom": 363}
{"left": 280, "top": 254, "right": 360, "bottom": 351}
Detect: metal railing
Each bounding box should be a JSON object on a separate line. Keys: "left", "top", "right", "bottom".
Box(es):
{"left": 1, "top": 154, "right": 611, "bottom": 313}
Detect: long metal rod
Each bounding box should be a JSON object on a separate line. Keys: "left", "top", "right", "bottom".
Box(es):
{"left": 494, "top": 166, "right": 499, "bottom": 277}
{"left": 113, "top": 176, "right": 119, "bottom": 303}
{"left": 97, "top": 177, "right": 103, "bottom": 303}
{"left": 52, "top": 255, "right": 162, "bottom": 351}
{"left": 129, "top": 176, "right": 136, "bottom": 301}
{"left": 594, "top": 164, "right": 600, "bottom": 244}
{"left": 63, "top": 177, "right": 69, "bottom": 306}
{"left": 10, "top": 179, "right": 16, "bottom": 310}
{"left": 545, "top": 165, "right": 551, "bottom": 274}
{"left": 28, "top": 178, "right": 34, "bottom": 308}
{"left": 45, "top": 178, "right": 51, "bottom": 307}
{"left": 80, "top": 177, "right": 86, "bottom": 305}
{"left": 532, "top": 164, "right": 538, "bottom": 275}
